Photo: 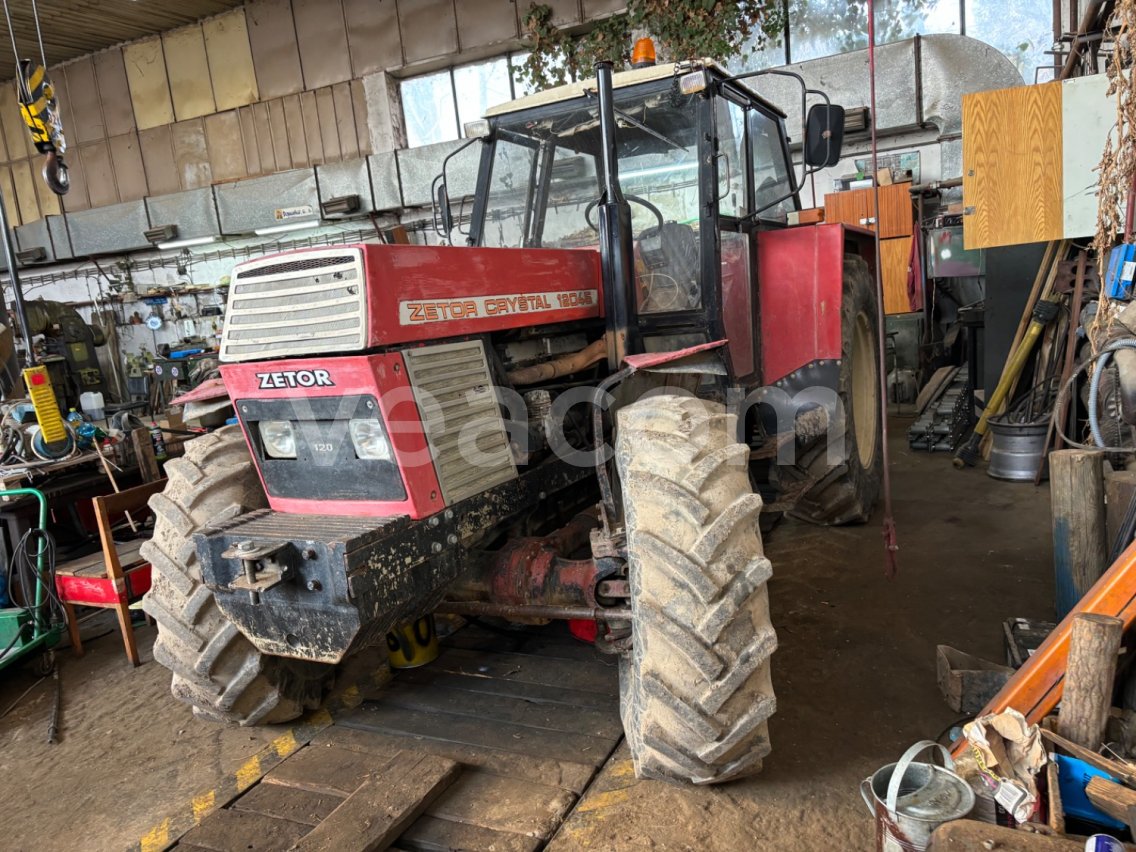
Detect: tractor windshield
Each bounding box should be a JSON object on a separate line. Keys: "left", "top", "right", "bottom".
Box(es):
{"left": 475, "top": 83, "right": 704, "bottom": 314}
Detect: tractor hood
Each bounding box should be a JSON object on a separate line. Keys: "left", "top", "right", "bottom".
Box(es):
{"left": 220, "top": 243, "right": 604, "bottom": 364}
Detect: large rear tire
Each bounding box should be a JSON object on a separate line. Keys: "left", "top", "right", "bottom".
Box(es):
{"left": 142, "top": 427, "right": 331, "bottom": 725}
{"left": 787, "top": 254, "right": 883, "bottom": 525}
{"left": 615, "top": 395, "right": 777, "bottom": 784}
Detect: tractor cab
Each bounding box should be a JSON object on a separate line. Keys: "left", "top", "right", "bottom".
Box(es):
{"left": 436, "top": 59, "right": 844, "bottom": 385}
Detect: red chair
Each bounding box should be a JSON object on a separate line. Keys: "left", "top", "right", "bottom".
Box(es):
{"left": 55, "top": 479, "right": 166, "bottom": 666}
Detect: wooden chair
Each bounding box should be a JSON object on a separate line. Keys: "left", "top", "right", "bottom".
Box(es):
{"left": 55, "top": 479, "right": 167, "bottom": 666}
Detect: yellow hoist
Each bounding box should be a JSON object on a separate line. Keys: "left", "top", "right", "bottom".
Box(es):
{"left": 3, "top": 0, "right": 68, "bottom": 195}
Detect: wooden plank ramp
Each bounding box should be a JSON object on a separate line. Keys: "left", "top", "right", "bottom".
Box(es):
{"left": 171, "top": 623, "right": 622, "bottom": 851}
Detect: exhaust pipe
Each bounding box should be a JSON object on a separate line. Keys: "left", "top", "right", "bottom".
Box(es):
{"left": 594, "top": 62, "right": 638, "bottom": 369}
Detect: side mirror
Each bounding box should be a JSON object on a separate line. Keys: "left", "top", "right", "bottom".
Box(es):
{"left": 803, "top": 103, "right": 845, "bottom": 168}
{"left": 433, "top": 179, "right": 453, "bottom": 238}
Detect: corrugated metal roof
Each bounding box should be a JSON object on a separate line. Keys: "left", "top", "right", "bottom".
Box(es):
{"left": 0, "top": 0, "right": 243, "bottom": 72}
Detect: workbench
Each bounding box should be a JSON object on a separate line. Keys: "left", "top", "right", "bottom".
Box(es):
{"left": 0, "top": 464, "right": 143, "bottom": 571}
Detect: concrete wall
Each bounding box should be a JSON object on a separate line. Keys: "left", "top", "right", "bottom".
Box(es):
{"left": 7, "top": 1, "right": 615, "bottom": 227}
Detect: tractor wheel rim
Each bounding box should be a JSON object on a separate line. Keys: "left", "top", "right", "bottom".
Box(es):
{"left": 852, "top": 311, "right": 879, "bottom": 468}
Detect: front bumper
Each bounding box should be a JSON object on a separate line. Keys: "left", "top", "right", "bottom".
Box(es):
{"left": 194, "top": 457, "right": 593, "bottom": 663}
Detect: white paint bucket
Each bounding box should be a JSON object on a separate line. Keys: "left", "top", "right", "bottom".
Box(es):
{"left": 861, "top": 740, "right": 976, "bottom": 852}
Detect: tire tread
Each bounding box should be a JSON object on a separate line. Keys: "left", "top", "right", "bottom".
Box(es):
{"left": 142, "top": 426, "right": 329, "bottom": 725}
{"left": 617, "top": 394, "right": 777, "bottom": 785}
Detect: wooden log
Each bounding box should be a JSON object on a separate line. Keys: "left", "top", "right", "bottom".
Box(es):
{"left": 1056, "top": 613, "right": 1123, "bottom": 748}
{"left": 930, "top": 819, "right": 1134, "bottom": 850}
{"left": 1086, "top": 775, "right": 1136, "bottom": 826}
{"left": 1051, "top": 450, "right": 1108, "bottom": 616}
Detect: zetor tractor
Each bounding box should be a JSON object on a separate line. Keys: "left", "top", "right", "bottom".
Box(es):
{"left": 142, "top": 59, "right": 882, "bottom": 785}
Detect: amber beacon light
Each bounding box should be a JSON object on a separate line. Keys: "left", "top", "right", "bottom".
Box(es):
{"left": 631, "top": 37, "right": 656, "bottom": 68}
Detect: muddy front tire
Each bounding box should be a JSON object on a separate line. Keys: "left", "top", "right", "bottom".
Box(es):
{"left": 141, "top": 427, "right": 331, "bottom": 725}
{"left": 615, "top": 395, "right": 777, "bottom": 785}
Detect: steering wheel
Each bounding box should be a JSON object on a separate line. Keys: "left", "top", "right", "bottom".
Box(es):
{"left": 584, "top": 194, "right": 665, "bottom": 233}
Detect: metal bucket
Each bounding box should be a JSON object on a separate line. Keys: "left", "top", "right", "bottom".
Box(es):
{"left": 861, "top": 740, "right": 976, "bottom": 852}
{"left": 987, "top": 419, "right": 1048, "bottom": 482}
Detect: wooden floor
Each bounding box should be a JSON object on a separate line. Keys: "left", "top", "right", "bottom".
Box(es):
{"left": 170, "top": 624, "right": 623, "bottom": 851}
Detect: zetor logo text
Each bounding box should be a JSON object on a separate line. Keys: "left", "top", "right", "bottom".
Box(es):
{"left": 257, "top": 369, "right": 335, "bottom": 389}
{"left": 399, "top": 290, "right": 599, "bottom": 325}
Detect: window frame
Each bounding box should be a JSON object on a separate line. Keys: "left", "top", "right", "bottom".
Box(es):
{"left": 470, "top": 128, "right": 542, "bottom": 248}
{"left": 753, "top": 0, "right": 1048, "bottom": 70}
{"left": 399, "top": 52, "right": 531, "bottom": 150}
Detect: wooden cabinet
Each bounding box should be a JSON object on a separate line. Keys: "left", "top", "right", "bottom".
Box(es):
{"left": 961, "top": 79, "right": 1064, "bottom": 249}
{"left": 880, "top": 236, "right": 916, "bottom": 314}
{"left": 823, "top": 183, "right": 914, "bottom": 239}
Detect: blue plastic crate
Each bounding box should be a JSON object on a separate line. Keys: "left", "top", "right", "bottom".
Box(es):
{"left": 1056, "top": 754, "right": 1128, "bottom": 831}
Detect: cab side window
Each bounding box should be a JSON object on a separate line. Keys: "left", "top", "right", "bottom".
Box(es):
{"left": 715, "top": 98, "right": 748, "bottom": 220}
{"left": 750, "top": 110, "right": 795, "bottom": 220}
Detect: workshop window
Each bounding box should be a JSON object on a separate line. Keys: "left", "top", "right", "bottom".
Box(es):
{"left": 736, "top": 0, "right": 1049, "bottom": 82}
{"left": 401, "top": 70, "right": 460, "bottom": 148}
{"left": 401, "top": 54, "right": 528, "bottom": 149}
{"left": 787, "top": 0, "right": 962, "bottom": 63}
{"left": 964, "top": 0, "right": 1054, "bottom": 81}
{"left": 454, "top": 57, "right": 513, "bottom": 135}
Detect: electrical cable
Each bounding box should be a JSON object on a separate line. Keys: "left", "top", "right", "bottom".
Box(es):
{"left": 5, "top": 525, "right": 65, "bottom": 646}
{"left": 1052, "top": 351, "right": 1136, "bottom": 452}
{"left": 1088, "top": 339, "right": 1136, "bottom": 447}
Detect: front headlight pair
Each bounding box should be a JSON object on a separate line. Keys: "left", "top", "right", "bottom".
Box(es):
{"left": 257, "top": 418, "right": 391, "bottom": 461}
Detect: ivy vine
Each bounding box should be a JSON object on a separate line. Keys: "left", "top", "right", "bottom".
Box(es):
{"left": 517, "top": 0, "right": 939, "bottom": 92}
{"left": 516, "top": 1, "right": 787, "bottom": 92}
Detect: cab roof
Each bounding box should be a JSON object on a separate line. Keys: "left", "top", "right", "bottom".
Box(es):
{"left": 483, "top": 59, "right": 785, "bottom": 119}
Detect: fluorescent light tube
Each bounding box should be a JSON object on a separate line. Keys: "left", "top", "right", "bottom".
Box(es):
{"left": 254, "top": 220, "right": 320, "bottom": 236}
{"left": 158, "top": 235, "right": 218, "bottom": 250}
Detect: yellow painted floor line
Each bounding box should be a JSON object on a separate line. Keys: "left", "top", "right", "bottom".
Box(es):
{"left": 128, "top": 667, "right": 387, "bottom": 852}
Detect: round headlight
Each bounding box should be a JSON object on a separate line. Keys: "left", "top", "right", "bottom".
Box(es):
{"left": 349, "top": 418, "right": 391, "bottom": 461}
{"left": 258, "top": 419, "right": 296, "bottom": 458}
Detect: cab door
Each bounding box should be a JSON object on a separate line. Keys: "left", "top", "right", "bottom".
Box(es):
{"left": 714, "top": 91, "right": 759, "bottom": 386}
{"left": 713, "top": 87, "right": 802, "bottom": 390}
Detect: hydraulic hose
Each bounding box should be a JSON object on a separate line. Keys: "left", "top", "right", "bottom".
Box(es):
{"left": 1088, "top": 339, "right": 1136, "bottom": 448}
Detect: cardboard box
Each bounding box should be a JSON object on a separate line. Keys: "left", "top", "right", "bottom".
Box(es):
{"left": 937, "top": 644, "right": 1014, "bottom": 713}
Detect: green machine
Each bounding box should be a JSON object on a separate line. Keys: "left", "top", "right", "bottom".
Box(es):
{"left": 0, "top": 488, "right": 62, "bottom": 675}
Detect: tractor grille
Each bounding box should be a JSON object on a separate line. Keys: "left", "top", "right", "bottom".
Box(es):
{"left": 402, "top": 340, "right": 517, "bottom": 504}
{"left": 220, "top": 248, "right": 366, "bottom": 363}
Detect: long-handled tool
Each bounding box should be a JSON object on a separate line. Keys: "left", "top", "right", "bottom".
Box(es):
{"left": 954, "top": 295, "right": 1063, "bottom": 468}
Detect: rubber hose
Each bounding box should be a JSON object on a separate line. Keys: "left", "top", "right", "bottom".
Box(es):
{"left": 1089, "top": 339, "right": 1136, "bottom": 448}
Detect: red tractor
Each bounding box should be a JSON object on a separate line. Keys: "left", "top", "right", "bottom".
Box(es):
{"left": 142, "top": 59, "right": 882, "bottom": 785}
